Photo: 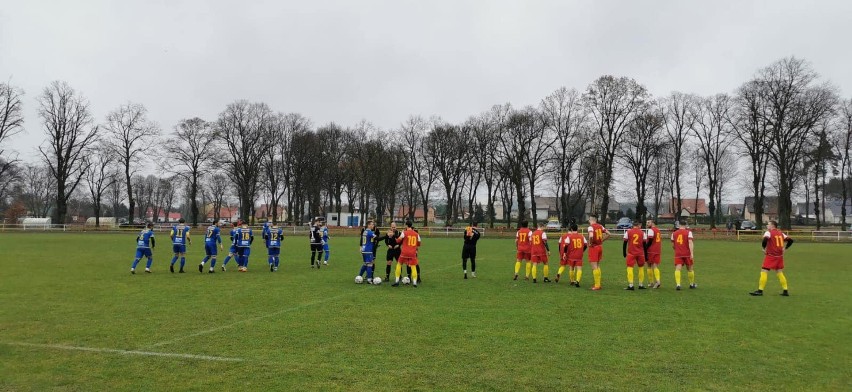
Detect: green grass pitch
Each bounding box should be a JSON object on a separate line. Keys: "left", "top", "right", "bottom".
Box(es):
{"left": 0, "top": 232, "right": 850, "bottom": 391}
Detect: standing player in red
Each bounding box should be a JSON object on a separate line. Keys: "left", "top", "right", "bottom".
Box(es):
{"left": 622, "top": 221, "right": 648, "bottom": 290}
{"left": 393, "top": 220, "right": 421, "bottom": 288}
{"left": 750, "top": 220, "right": 794, "bottom": 296}
{"left": 529, "top": 222, "right": 551, "bottom": 283}
{"left": 557, "top": 222, "right": 587, "bottom": 286}
{"left": 671, "top": 222, "right": 695, "bottom": 290}
{"left": 587, "top": 215, "right": 610, "bottom": 290}
{"left": 645, "top": 219, "right": 662, "bottom": 288}
{"left": 513, "top": 220, "right": 533, "bottom": 281}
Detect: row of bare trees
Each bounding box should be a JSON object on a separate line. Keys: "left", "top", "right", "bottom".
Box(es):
{"left": 1, "top": 56, "right": 851, "bottom": 229}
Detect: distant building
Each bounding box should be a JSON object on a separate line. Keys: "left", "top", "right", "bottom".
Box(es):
{"left": 532, "top": 196, "right": 559, "bottom": 221}
{"left": 795, "top": 200, "right": 852, "bottom": 224}
{"left": 396, "top": 206, "right": 436, "bottom": 224}
{"left": 669, "top": 198, "right": 709, "bottom": 219}
{"left": 326, "top": 205, "right": 361, "bottom": 227}
{"left": 145, "top": 208, "right": 181, "bottom": 223}
{"left": 743, "top": 196, "right": 779, "bottom": 223}
{"left": 254, "top": 204, "right": 287, "bottom": 222}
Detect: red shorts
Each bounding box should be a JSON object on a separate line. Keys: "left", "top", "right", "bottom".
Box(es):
{"left": 625, "top": 253, "right": 645, "bottom": 267}
{"left": 530, "top": 253, "right": 548, "bottom": 264}
{"left": 646, "top": 253, "right": 661, "bottom": 265}
{"left": 762, "top": 255, "right": 784, "bottom": 270}
{"left": 568, "top": 259, "right": 582, "bottom": 267}
{"left": 674, "top": 256, "right": 694, "bottom": 266}
{"left": 516, "top": 251, "right": 531, "bottom": 261}
{"left": 588, "top": 245, "right": 603, "bottom": 262}
{"left": 399, "top": 256, "right": 418, "bottom": 266}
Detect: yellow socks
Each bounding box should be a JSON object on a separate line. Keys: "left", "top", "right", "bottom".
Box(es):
{"left": 638, "top": 267, "right": 646, "bottom": 285}
{"left": 531, "top": 264, "right": 538, "bottom": 279}
{"left": 759, "top": 270, "right": 768, "bottom": 290}
{"left": 514, "top": 261, "right": 521, "bottom": 275}
{"left": 395, "top": 263, "right": 402, "bottom": 281}
{"left": 777, "top": 271, "right": 788, "bottom": 290}
{"left": 688, "top": 271, "right": 695, "bottom": 285}
{"left": 576, "top": 269, "right": 582, "bottom": 283}
{"left": 593, "top": 268, "right": 601, "bottom": 288}
{"left": 675, "top": 270, "right": 682, "bottom": 286}
{"left": 654, "top": 268, "right": 661, "bottom": 283}
{"left": 525, "top": 262, "right": 531, "bottom": 278}
{"left": 411, "top": 265, "right": 418, "bottom": 283}
{"left": 543, "top": 265, "right": 550, "bottom": 278}
{"left": 568, "top": 269, "right": 575, "bottom": 282}
{"left": 558, "top": 266, "right": 565, "bottom": 277}
{"left": 626, "top": 267, "right": 634, "bottom": 285}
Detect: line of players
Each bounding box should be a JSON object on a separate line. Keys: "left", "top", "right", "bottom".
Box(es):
{"left": 130, "top": 217, "right": 325, "bottom": 274}
{"left": 355, "top": 220, "right": 422, "bottom": 287}
{"left": 510, "top": 215, "right": 696, "bottom": 290}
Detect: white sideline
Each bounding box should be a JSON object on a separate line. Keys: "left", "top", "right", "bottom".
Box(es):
{"left": 4, "top": 341, "right": 244, "bottom": 362}
{"left": 145, "top": 262, "right": 465, "bottom": 349}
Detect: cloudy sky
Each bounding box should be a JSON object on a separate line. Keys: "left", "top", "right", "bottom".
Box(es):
{"left": 2, "top": 0, "right": 850, "bottom": 167}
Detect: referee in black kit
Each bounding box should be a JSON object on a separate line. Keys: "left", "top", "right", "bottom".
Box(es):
{"left": 462, "top": 222, "right": 481, "bottom": 279}
{"left": 375, "top": 222, "right": 402, "bottom": 282}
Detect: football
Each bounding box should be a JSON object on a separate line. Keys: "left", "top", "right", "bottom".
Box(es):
{"left": 372, "top": 277, "right": 382, "bottom": 285}
{"left": 355, "top": 275, "right": 364, "bottom": 284}
{"left": 402, "top": 276, "right": 411, "bottom": 285}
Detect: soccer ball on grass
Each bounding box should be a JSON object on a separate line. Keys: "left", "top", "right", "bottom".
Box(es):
{"left": 355, "top": 275, "right": 364, "bottom": 284}
{"left": 402, "top": 276, "right": 411, "bottom": 285}
{"left": 372, "top": 277, "right": 382, "bottom": 285}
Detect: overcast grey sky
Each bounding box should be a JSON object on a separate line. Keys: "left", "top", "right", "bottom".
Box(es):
{"left": 2, "top": 0, "right": 850, "bottom": 165}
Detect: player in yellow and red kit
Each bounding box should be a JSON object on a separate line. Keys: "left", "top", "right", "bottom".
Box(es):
{"left": 749, "top": 220, "right": 794, "bottom": 296}
{"left": 587, "top": 215, "right": 610, "bottom": 290}
{"left": 513, "top": 221, "right": 533, "bottom": 281}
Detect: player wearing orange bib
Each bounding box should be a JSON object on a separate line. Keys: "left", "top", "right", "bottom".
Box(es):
{"left": 557, "top": 222, "right": 587, "bottom": 287}
{"left": 670, "top": 223, "right": 695, "bottom": 290}
{"left": 513, "top": 221, "right": 533, "bottom": 281}
{"left": 750, "top": 220, "right": 793, "bottom": 296}
{"left": 529, "top": 222, "right": 551, "bottom": 283}
{"left": 645, "top": 219, "right": 662, "bottom": 288}
{"left": 587, "top": 215, "right": 610, "bottom": 290}
{"left": 622, "top": 221, "right": 648, "bottom": 290}
{"left": 393, "top": 220, "right": 422, "bottom": 288}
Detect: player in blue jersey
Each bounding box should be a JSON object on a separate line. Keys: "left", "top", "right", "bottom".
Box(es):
{"left": 321, "top": 220, "right": 330, "bottom": 265}
{"left": 199, "top": 221, "right": 224, "bottom": 273}
{"left": 131, "top": 223, "right": 156, "bottom": 274}
{"left": 262, "top": 216, "right": 272, "bottom": 240}
{"left": 266, "top": 222, "right": 284, "bottom": 272}
{"left": 309, "top": 219, "right": 323, "bottom": 269}
{"left": 357, "top": 220, "right": 377, "bottom": 283}
{"left": 220, "top": 221, "right": 239, "bottom": 272}
{"left": 169, "top": 218, "right": 192, "bottom": 273}
{"left": 234, "top": 220, "right": 254, "bottom": 272}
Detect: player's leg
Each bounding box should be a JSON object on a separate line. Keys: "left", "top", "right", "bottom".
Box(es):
{"left": 462, "top": 246, "right": 469, "bottom": 279}
{"left": 687, "top": 261, "right": 696, "bottom": 288}
{"left": 530, "top": 257, "right": 538, "bottom": 283}
{"left": 470, "top": 247, "right": 476, "bottom": 278}
{"left": 410, "top": 260, "right": 419, "bottom": 287}
{"left": 269, "top": 251, "right": 275, "bottom": 272}
{"left": 392, "top": 260, "right": 403, "bottom": 286}
{"left": 557, "top": 259, "right": 566, "bottom": 283}
{"left": 625, "top": 257, "right": 635, "bottom": 290}
{"left": 575, "top": 265, "right": 582, "bottom": 287}
{"left": 131, "top": 248, "right": 142, "bottom": 274}
{"left": 145, "top": 252, "right": 153, "bottom": 272}
{"left": 542, "top": 258, "right": 551, "bottom": 282}
{"left": 637, "top": 259, "right": 646, "bottom": 288}
{"left": 179, "top": 250, "right": 186, "bottom": 273}
{"left": 776, "top": 268, "right": 789, "bottom": 295}
{"left": 366, "top": 261, "right": 374, "bottom": 283}
{"left": 653, "top": 259, "right": 661, "bottom": 286}
{"left": 525, "top": 256, "right": 532, "bottom": 280}
{"left": 514, "top": 251, "right": 522, "bottom": 280}
{"left": 323, "top": 244, "right": 330, "bottom": 265}
{"left": 209, "top": 255, "right": 217, "bottom": 272}
{"left": 170, "top": 249, "right": 178, "bottom": 273}
{"left": 591, "top": 261, "right": 602, "bottom": 290}
{"left": 675, "top": 262, "right": 683, "bottom": 290}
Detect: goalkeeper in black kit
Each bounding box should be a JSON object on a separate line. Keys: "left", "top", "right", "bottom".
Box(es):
{"left": 462, "top": 222, "right": 481, "bottom": 279}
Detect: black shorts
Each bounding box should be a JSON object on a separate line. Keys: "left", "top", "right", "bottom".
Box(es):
{"left": 386, "top": 248, "right": 401, "bottom": 262}
{"left": 462, "top": 245, "right": 477, "bottom": 259}
{"left": 310, "top": 244, "right": 323, "bottom": 251}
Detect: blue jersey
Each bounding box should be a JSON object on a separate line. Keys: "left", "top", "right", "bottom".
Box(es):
{"left": 360, "top": 229, "right": 375, "bottom": 253}
{"left": 229, "top": 228, "right": 237, "bottom": 245}
{"left": 262, "top": 222, "right": 272, "bottom": 239}
{"left": 136, "top": 229, "right": 155, "bottom": 248}
{"left": 322, "top": 227, "right": 329, "bottom": 243}
{"left": 204, "top": 225, "right": 222, "bottom": 245}
{"left": 266, "top": 227, "right": 283, "bottom": 248}
{"left": 235, "top": 227, "right": 254, "bottom": 247}
{"left": 171, "top": 225, "right": 190, "bottom": 245}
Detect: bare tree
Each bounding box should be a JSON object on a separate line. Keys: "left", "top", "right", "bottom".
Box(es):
{"left": 103, "top": 102, "right": 160, "bottom": 225}
{"left": 105, "top": 171, "right": 125, "bottom": 218}
{"left": 582, "top": 76, "right": 649, "bottom": 224}
{"left": 20, "top": 164, "right": 55, "bottom": 218}
{"left": 660, "top": 92, "right": 697, "bottom": 221}
{"left": 541, "top": 87, "right": 588, "bottom": 226}
{"left": 691, "top": 94, "right": 736, "bottom": 228}
{"left": 83, "top": 144, "right": 117, "bottom": 226}
{"left": 37, "top": 81, "right": 99, "bottom": 224}
{"left": 217, "top": 100, "right": 276, "bottom": 224}
{"left": 401, "top": 115, "right": 437, "bottom": 226}
{"left": 0, "top": 82, "right": 24, "bottom": 184}
{"left": 425, "top": 123, "right": 467, "bottom": 226}
{"left": 620, "top": 111, "right": 665, "bottom": 222}
{"left": 835, "top": 98, "right": 852, "bottom": 230}
{"left": 204, "top": 172, "right": 230, "bottom": 222}
{"left": 496, "top": 109, "right": 533, "bottom": 223}
{"left": 732, "top": 80, "right": 772, "bottom": 230}
{"left": 161, "top": 117, "right": 217, "bottom": 226}
{"left": 472, "top": 105, "right": 509, "bottom": 228}
{"left": 756, "top": 57, "right": 838, "bottom": 229}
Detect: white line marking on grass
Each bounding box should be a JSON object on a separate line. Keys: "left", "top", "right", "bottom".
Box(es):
{"left": 4, "top": 342, "right": 244, "bottom": 362}
{"left": 145, "top": 262, "right": 461, "bottom": 349}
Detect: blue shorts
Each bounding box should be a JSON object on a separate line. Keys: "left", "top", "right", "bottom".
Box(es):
{"left": 135, "top": 248, "right": 152, "bottom": 259}
{"left": 267, "top": 247, "right": 280, "bottom": 256}
{"left": 172, "top": 244, "right": 187, "bottom": 254}
{"left": 229, "top": 245, "right": 237, "bottom": 254}
{"left": 323, "top": 244, "right": 330, "bottom": 252}
{"left": 205, "top": 243, "right": 218, "bottom": 256}
{"left": 362, "top": 252, "right": 374, "bottom": 264}
{"left": 237, "top": 247, "right": 251, "bottom": 257}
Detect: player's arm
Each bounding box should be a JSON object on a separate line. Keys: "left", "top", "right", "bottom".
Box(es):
{"left": 622, "top": 232, "right": 628, "bottom": 257}
{"left": 249, "top": 232, "right": 254, "bottom": 244}
{"left": 785, "top": 237, "right": 794, "bottom": 249}
{"left": 582, "top": 237, "right": 588, "bottom": 251}
{"left": 689, "top": 238, "right": 694, "bottom": 259}
{"left": 602, "top": 229, "right": 610, "bottom": 241}
{"left": 150, "top": 237, "right": 156, "bottom": 248}
{"left": 761, "top": 231, "right": 769, "bottom": 252}
{"left": 187, "top": 230, "right": 192, "bottom": 245}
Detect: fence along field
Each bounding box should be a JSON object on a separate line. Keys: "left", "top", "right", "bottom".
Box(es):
{"left": 0, "top": 231, "right": 850, "bottom": 390}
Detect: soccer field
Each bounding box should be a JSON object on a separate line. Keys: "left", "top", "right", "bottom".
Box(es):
{"left": 0, "top": 232, "right": 850, "bottom": 391}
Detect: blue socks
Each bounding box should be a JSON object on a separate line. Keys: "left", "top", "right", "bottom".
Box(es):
{"left": 146, "top": 258, "right": 152, "bottom": 269}
{"left": 359, "top": 265, "right": 367, "bottom": 277}
{"left": 223, "top": 255, "right": 232, "bottom": 266}
{"left": 170, "top": 256, "right": 177, "bottom": 265}
{"left": 132, "top": 259, "right": 140, "bottom": 269}
{"left": 324, "top": 251, "right": 330, "bottom": 262}
{"left": 180, "top": 257, "right": 186, "bottom": 268}
{"left": 210, "top": 257, "right": 216, "bottom": 268}
{"left": 274, "top": 257, "right": 280, "bottom": 268}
